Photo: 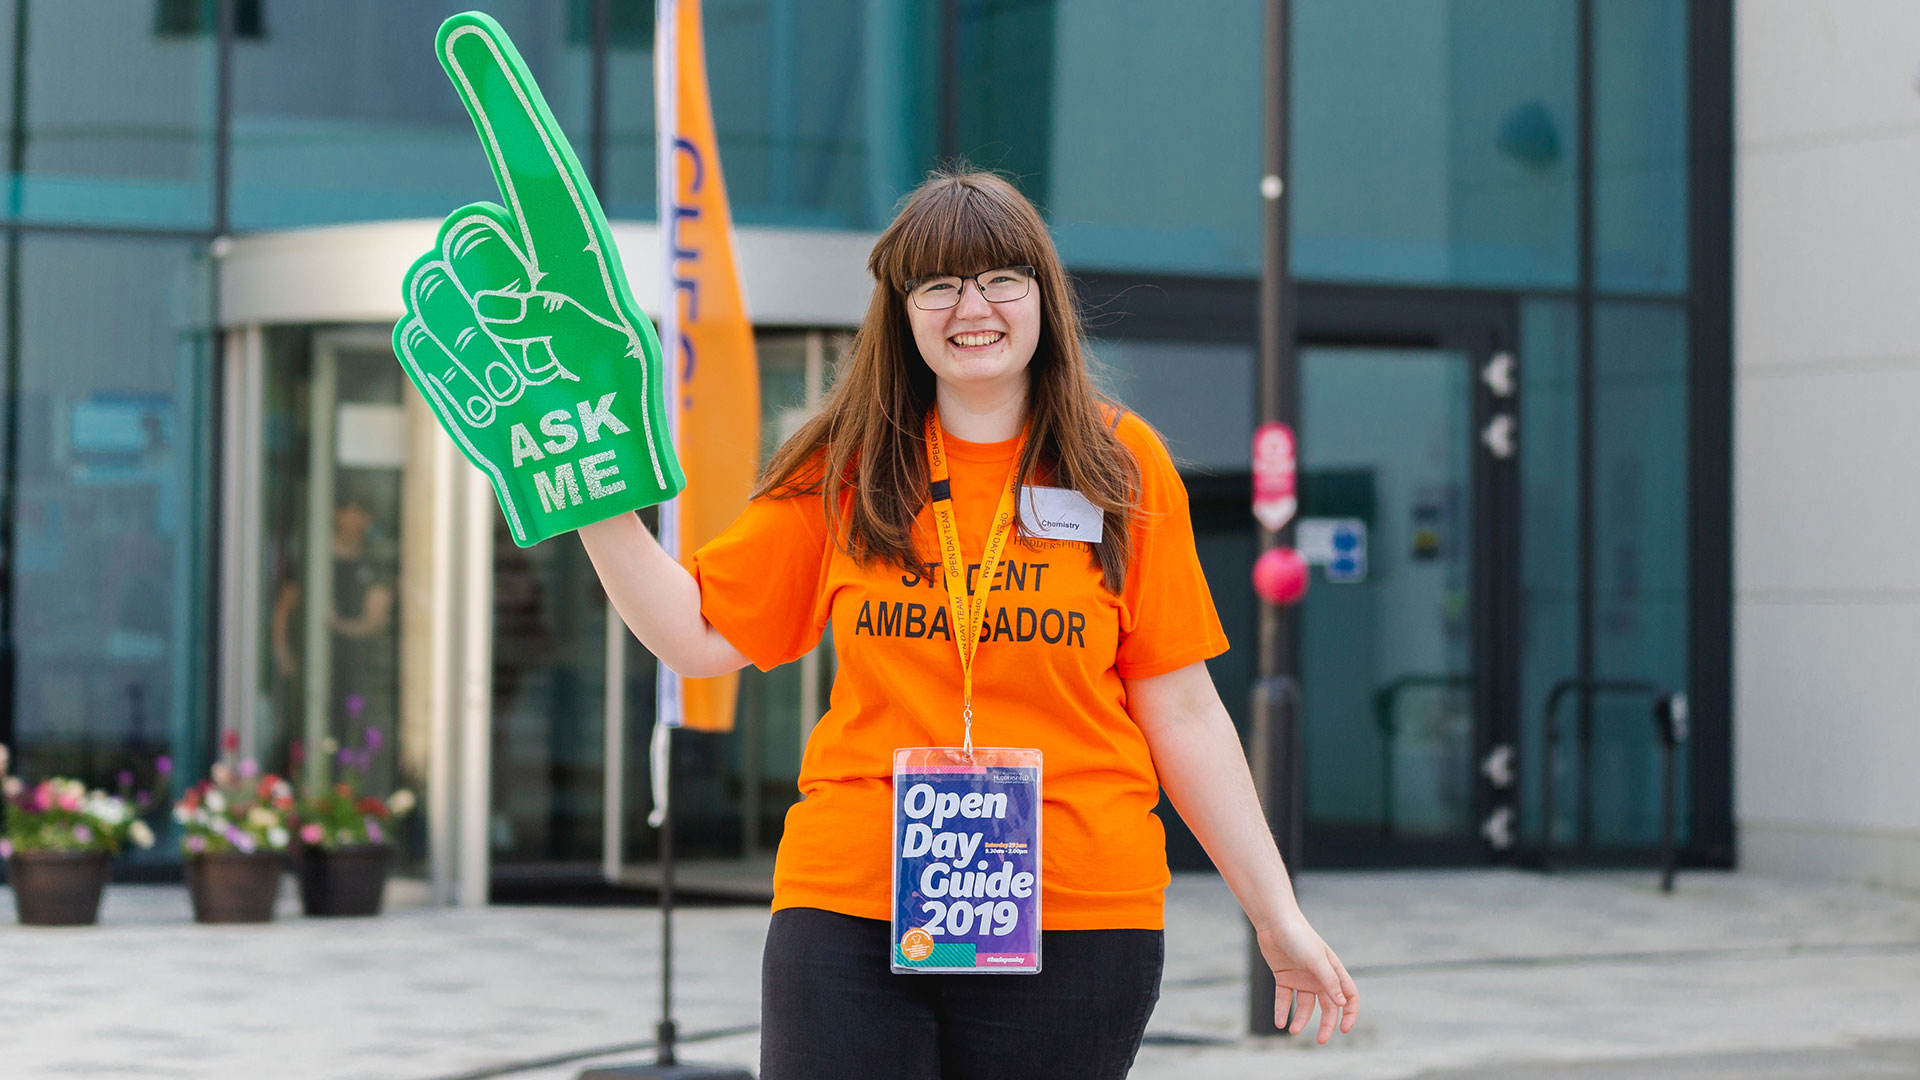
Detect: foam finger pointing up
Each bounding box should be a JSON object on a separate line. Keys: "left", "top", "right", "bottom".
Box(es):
{"left": 437, "top": 14, "right": 601, "bottom": 297}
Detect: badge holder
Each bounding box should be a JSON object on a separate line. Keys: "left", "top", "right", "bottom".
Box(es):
{"left": 891, "top": 746, "right": 1043, "bottom": 974}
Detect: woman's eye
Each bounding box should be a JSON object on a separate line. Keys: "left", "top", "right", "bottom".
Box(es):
{"left": 922, "top": 282, "right": 955, "bottom": 294}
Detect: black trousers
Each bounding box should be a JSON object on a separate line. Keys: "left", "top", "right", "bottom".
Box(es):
{"left": 760, "top": 907, "right": 1163, "bottom": 1080}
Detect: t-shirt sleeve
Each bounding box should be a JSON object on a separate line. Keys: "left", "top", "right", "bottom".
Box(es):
{"left": 1113, "top": 415, "right": 1231, "bottom": 679}
{"left": 686, "top": 491, "right": 832, "bottom": 672}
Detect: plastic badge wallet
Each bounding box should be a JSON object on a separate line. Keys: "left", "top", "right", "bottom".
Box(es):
{"left": 891, "top": 747, "right": 1043, "bottom": 974}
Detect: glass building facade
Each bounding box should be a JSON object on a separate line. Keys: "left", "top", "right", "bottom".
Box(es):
{"left": 0, "top": 0, "right": 1730, "bottom": 889}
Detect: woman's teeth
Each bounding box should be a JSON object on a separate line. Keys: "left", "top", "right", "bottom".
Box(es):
{"left": 951, "top": 331, "right": 1004, "bottom": 347}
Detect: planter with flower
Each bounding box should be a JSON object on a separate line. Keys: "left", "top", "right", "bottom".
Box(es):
{"left": 1, "top": 743, "right": 163, "bottom": 926}
{"left": 290, "top": 729, "right": 415, "bottom": 917}
{"left": 174, "top": 735, "right": 294, "bottom": 923}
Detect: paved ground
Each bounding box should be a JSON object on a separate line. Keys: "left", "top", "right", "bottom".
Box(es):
{"left": 4, "top": 869, "right": 1919, "bottom": 1078}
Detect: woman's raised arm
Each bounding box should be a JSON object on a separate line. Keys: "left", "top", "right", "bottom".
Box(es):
{"left": 577, "top": 513, "right": 751, "bottom": 679}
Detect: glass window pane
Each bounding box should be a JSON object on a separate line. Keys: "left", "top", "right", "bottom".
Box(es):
{"left": 1000, "top": 0, "right": 1263, "bottom": 274}
{"left": 8, "top": 233, "right": 215, "bottom": 865}
{"left": 231, "top": 2, "right": 591, "bottom": 230}
{"left": 607, "top": 0, "right": 921, "bottom": 229}
{"left": 1092, "top": 339, "right": 1255, "bottom": 474}
{"left": 1590, "top": 302, "right": 1688, "bottom": 847}
{"left": 1518, "top": 298, "right": 1581, "bottom": 846}
{"left": 598, "top": 0, "right": 658, "bottom": 221}
{"left": 1292, "top": 0, "right": 1579, "bottom": 287}
{"left": 1595, "top": 0, "right": 1689, "bottom": 293}
{"left": 13, "top": 1, "right": 218, "bottom": 228}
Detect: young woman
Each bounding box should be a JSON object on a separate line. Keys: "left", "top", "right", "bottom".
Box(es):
{"left": 579, "top": 169, "right": 1356, "bottom": 1080}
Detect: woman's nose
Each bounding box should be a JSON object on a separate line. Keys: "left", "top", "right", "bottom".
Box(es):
{"left": 954, "top": 279, "right": 993, "bottom": 317}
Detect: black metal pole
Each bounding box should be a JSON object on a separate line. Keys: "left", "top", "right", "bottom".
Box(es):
{"left": 0, "top": 0, "right": 31, "bottom": 768}
{"left": 937, "top": 0, "right": 958, "bottom": 162}
{"left": 1248, "top": 0, "right": 1295, "bottom": 1039}
{"left": 1660, "top": 728, "right": 1676, "bottom": 894}
{"left": 1572, "top": 0, "right": 1597, "bottom": 857}
{"left": 658, "top": 727, "right": 677, "bottom": 1067}
{"left": 589, "top": 0, "right": 609, "bottom": 194}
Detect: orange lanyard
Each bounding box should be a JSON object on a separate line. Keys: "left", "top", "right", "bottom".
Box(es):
{"left": 923, "top": 409, "right": 1024, "bottom": 754}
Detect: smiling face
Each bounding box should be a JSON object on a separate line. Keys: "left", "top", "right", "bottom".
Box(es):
{"left": 905, "top": 267, "right": 1043, "bottom": 404}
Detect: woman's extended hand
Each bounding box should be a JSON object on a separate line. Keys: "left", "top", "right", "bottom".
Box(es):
{"left": 1256, "top": 911, "right": 1359, "bottom": 1043}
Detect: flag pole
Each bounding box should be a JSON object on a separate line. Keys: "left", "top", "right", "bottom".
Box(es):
{"left": 652, "top": 0, "right": 683, "bottom": 1066}
{"left": 579, "top": 2, "right": 754, "bottom": 1074}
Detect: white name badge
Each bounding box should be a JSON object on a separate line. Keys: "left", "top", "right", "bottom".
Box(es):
{"left": 1018, "top": 486, "right": 1103, "bottom": 543}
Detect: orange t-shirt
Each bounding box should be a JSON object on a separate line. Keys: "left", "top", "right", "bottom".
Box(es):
{"left": 687, "top": 410, "right": 1229, "bottom": 930}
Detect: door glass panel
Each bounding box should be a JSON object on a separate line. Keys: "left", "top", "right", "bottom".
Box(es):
{"left": 489, "top": 519, "right": 609, "bottom": 867}
{"left": 1518, "top": 300, "right": 1581, "bottom": 848}
{"left": 1590, "top": 303, "right": 1689, "bottom": 847}
{"left": 1299, "top": 347, "right": 1477, "bottom": 852}
{"left": 259, "top": 328, "right": 425, "bottom": 873}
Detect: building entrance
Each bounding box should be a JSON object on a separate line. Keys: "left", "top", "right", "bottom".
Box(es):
{"left": 1293, "top": 291, "right": 1520, "bottom": 867}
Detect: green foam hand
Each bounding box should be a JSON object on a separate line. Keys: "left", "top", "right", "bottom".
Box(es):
{"left": 394, "top": 11, "right": 684, "bottom": 547}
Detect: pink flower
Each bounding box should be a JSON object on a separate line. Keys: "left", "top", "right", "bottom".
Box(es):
{"left": 56, "top": 789, "right": 82, "bottom": 813}
{"left": 238, "top": 759, "right": 259, "bottom": 780}
{"left": 73, "top": 825, "right": 93, "bottom": 844}
{"left": 365, "top": 817, "right": 384, "bottom": 845}
{"left": 0, "top": 839, "right": 12, "bottom": 859}
{"left": 300, "top": 823, "right": 324, "bottom": 845}
{"left": 185, "top": 835, "right": 206, "bottom": 853}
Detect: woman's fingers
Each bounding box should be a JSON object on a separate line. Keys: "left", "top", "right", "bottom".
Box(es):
{"left": 1273, "top": 956, "right": 1358, "bottom": 1043}
{"left": 1332, "top": 954, "right": 1360, "bottom": 1033}
{"left": 1282, "top": 988, "right": 1310, "bottom": 1034}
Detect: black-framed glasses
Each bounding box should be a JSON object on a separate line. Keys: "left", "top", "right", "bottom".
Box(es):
{"left": 902, "top": 265, "right": 1036, "bottom": 311}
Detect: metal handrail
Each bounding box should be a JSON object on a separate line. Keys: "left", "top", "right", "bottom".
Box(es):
{"left": 1371, "top": 673, "right": 1472, "bottom": 837}
{"left": 1538, "top": 677, "right": 1690, "bottom": 892}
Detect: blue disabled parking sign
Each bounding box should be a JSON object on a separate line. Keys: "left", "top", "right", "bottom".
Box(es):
{"left": 1295, "top": 518, "right": 1368, "bottom": 584}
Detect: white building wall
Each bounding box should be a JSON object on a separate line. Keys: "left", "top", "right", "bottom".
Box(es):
{"left": 1734, "top": 0, "right": 1920, "bottom": 888}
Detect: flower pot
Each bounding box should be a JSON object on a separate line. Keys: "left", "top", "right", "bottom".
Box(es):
{"left": 185, "top": 851, "right": 285, "bottom": 923}
{"left": 297, "top": 843, "right": 391, "bottom": 917}
{"left": 8, "top": 850, "right": 111, "bottom": 926}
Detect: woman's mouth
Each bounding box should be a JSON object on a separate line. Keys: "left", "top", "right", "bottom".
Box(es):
{"left": 949, "top": 331, "right": 1005, "bottom": 350}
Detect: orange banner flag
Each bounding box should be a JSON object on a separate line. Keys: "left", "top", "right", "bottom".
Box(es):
{"left": 659, "top": 0, "right": 760, "bottom": 731}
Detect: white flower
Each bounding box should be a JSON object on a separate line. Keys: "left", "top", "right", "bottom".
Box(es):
{"left": 172, "top": 804, "right": 189, "bottom": 823}
{"left": 204, "top": 791, "right": 226, "bottom": 814}
{"left": 85, "top": 796, "right": 127, "bottom": 826}
{"left": 2, "top": 776, "right": 21, "bottom": 798}
{"left": 129, "top": 821, "right": 155, "bottom": 849}
{"left": 271, "top": 779, "right": 293, "bottom": 801}
{"left": 267, "top": 827, "right": 290, "bottom": 850}
{"left": 388, "top": 789, "right": 416, "bottom": 816}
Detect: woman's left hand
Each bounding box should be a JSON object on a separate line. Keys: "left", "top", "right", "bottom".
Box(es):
{"left": 1255, "top": 911, "right": 1359, "bottom": 1043}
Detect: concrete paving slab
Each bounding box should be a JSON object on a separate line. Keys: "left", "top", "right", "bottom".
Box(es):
{"left": 4, "top": 869, "right": 1918, "bottom": 1079}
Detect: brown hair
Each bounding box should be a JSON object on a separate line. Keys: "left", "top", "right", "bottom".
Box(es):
{"left": 755, "top": 168, "right": 1140, "bottom": 592}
